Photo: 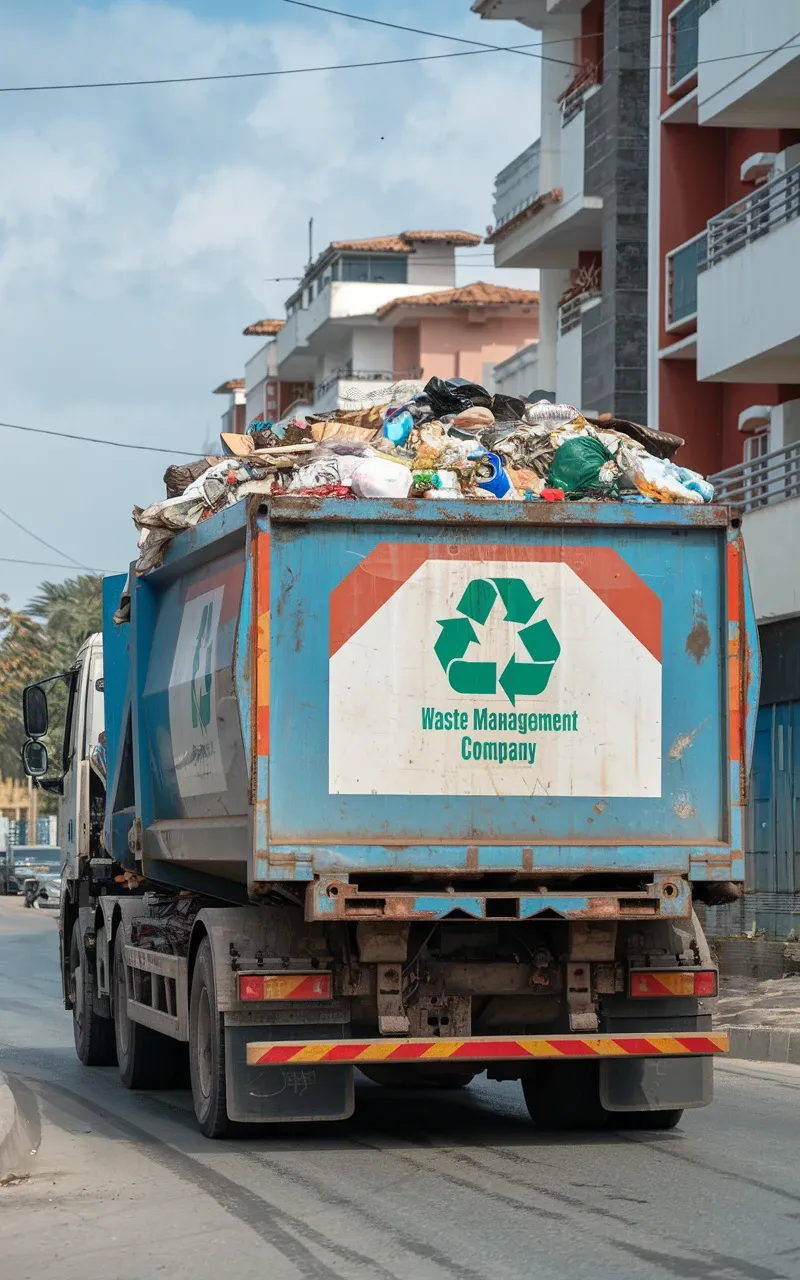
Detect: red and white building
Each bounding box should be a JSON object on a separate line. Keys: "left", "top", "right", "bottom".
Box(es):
{"left": 649, "top": 0, "right": 800, "bottom": 935}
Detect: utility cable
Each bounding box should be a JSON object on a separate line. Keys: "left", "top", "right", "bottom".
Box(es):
{"left": 0, "top": 506, "right": 92, "bottom": 571}
{"left": 0, "top": 420, "right": 200, "bottom": 457}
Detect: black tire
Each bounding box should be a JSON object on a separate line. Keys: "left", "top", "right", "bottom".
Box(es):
{"left": 359, "top": 1066, "right": 476, "bottom": 1090}
{"left": 69, "top": 924, "right": 117, "bottom": 1067}
{"left": 189, "top": 938, "right": 229, "bottom": 1139}
{"left": 611, "top": 1108, "right": 684, "bottom": 1131}
{"left": 522, "top": 1061, "right": 607, "bottom": 1131}
{"left": 113, "top": 928, "right": 186, "bottom": 1090}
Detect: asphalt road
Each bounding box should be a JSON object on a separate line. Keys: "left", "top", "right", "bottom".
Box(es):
{"left": 2, "top": 898, "right": 800, "bottom": 1280}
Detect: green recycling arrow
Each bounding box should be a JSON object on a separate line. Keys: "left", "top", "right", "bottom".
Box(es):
{"left": 436, "top": 575, "right": 561, "bottom": 704}
{"left": 499, "top": 655, "right": 552, "bottom": 705}
{"left": 492, "top": 577, "right": 541, "bottom": 624}
{"left": 457, "top": 579, "right": 496, "bottom": 626}
{"left": 434, "top": 617, "right": 478, "bottom": 670}
{"left": 519, "top": 619, "right": 561, "bottom": 664}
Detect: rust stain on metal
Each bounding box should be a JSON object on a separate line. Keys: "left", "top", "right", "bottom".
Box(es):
{"left": 686, "top": 591, "right": 711, "bottom": 664}
{"left": 673, "top": 797, "right": 696, "bottom": 820}
{"left": 668, "top": 719, "right": 709, "bottom": 761}
{"left": 593, "top": 801, "right": 607, "bottom": 815}
{"left": 522, "top": 848, "right": 534, "bottom": 872}
{"left": 466, "top": 846, "right": 479, "bottom": 871}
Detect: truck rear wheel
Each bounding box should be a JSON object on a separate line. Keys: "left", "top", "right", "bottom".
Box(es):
{"left": 189, "top": 937, "right": 229, "bottom": 1139}
{"left": 113, "top": 928, "right": 186, "bottom": 1090}
{"left": 522, "top": 1061, "right": 607, "bottom": 1131}
{"left": 69, "top": 925, "right": 116, "bottom": 1067}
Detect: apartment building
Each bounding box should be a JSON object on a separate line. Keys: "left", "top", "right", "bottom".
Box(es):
{"left": 241, "top": 231, "right": 539, "bottom": 419}
{"left": 651, "top": 0, "right": 800, "bottom": 936}
{"left": 474, "top": 0, "right": 650, "bottom": 421}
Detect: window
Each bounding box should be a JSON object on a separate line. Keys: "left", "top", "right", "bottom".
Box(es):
{"left": 334, "top": 254, "right": 408, "bottom": 284}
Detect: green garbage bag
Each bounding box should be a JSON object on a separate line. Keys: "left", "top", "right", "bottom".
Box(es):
{"left": 548, "top": 435, "right": 616, "bottom": 497}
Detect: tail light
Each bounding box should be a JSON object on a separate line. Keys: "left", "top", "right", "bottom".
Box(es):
{"left": 629, "top": 969, "right": 717, "bottom": 998}
{"left": 238, "top": 973, "right": 332, "bottom": 1002}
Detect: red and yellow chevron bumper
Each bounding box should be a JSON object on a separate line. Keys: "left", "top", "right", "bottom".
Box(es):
{"left": 246, "top": 1031, "right": 728, "bottom": 1067}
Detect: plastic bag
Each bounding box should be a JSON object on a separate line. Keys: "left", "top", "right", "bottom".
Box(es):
{"left": 548, "top": 436, "right": 617, "bottom": 496}
{"left": 630, "top": 454, "right": 705, "bottom": 504}
{"left": 422, "top": 470, "right": 461, "bottom": 499}
{"left": 491, "top": 393, "right": 526, "bottom": 422}
{"left": 383, "top": 406, "right": 415, "bottom": 446}
{"left": 350, "top": 457, "right": 413, "bottom": 499}
{"left": 163, "top": 457, "right": 221, "bottom": 498}
{"left": 424, "top": 376, "right": 491, "bottom": 417}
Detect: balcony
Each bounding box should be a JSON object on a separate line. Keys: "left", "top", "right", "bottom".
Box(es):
{"left": 697, "top": 164, "right": 800, "bottom": 381}
{"left": 488, "top": 93, "right": 602, "bottom": 269}
{"left": 667, "top": 0, "right": 715, "bottom": 96}
{"left": 698, "top": 0, "right": 800, "bottom": 127}
{"left": 710, "top": 442, "right": 800, "bottom": 621}
{"left": 665, "top": 231, "right": 708, "bottom": 337}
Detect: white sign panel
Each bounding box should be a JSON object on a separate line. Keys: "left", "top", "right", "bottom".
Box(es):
{"left": 169, "top": 587, "right": 226, "bottom": 798}
{"left": 329, "top": 559, "right": 661, "bottom": 798}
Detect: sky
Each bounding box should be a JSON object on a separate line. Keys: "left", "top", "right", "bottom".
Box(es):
{"left": 0, "top": 0, "right": 542, "bottom": 610}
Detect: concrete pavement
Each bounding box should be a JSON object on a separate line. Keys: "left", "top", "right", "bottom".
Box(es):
{"left": 3, "top": 894, "right": 800, "bottom": 1279}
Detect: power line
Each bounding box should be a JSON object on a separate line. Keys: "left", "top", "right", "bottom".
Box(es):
{"left": 0, "top": 506, "right": 91, "bottom": 572}
{"left": 0, "top": 40, "right": 542, "bottom": 94}
{"left": 1, "top": 32, "right": 798, "bottom": 96}
{"left": 280, "top": 0, "right": 576, "bottom": 66}
{"left": 0, "top": 420, "right": 200, "bottom": 457}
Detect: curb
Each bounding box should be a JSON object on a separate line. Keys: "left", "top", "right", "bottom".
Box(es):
{"left": 725, "top": 1026, "right": 800, "bottom": 1065}
{"left": 0, "top": 1072, "right": 25, "bottom": 1179}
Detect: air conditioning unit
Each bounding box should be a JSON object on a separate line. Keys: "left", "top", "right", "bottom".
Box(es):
{"left": 740, "top": 153, "right": 776, "bottom": 184}
{"left": 737, "top": 405, "right": 773, "bottom": 434}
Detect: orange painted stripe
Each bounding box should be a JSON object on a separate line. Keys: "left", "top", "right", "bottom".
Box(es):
{"left": 255, "top": 532, "right": 270, "bottom": 756}
{"left": 329, "top": 544, "right": 662, "bottom": 662}
{"left": 630, "top": 971, "right": 695, "bottom": 997}
{"left": 245, "top": 1032, "right": 729, "bottom": 1067}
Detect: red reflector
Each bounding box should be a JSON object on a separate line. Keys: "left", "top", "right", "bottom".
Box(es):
{"left": 693, "top": 970, "right": 718, "bottom": 997}
{"left": 630, "top": 970, "right": 718, "bottom": 998}
{"left": 238, "top": 973, "right": 332, "bottom": 1002}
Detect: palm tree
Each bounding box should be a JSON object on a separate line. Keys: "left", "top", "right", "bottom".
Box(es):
{"left": 0, "top": 575, "right": 104, "bottom": 782}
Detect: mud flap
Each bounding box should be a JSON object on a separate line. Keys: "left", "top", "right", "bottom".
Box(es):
{"left": 600, "top": 1055, "right": 713, "bottom": 1112}
{"left": 224, "top": 1024, "right": 354, "bottom": 1123}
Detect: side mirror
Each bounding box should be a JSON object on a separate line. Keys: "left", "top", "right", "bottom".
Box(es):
{"left": 23, "top": 684, "right": 49, "bottom": 738}
{"left": 22, "top": 738, "right": 49, "bottom": 778}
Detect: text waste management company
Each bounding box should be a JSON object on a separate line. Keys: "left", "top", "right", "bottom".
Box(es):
{"left": 328, "top": 544, "right": 662, "bottom": 798}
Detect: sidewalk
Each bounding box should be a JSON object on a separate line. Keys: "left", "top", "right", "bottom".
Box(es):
{"left": 716, "top": 975, "right": 800, "bottom": 1065}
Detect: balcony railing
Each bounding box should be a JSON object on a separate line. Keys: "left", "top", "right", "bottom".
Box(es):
{"left": 559, "top": 65, "right": 600, "bottom": 127}
{"left": 559, "top": 291, "right": 601, "bottom": 336}
{"left": 492, "top": 139, "right": 542, "bottom": 234}
{"left": 668, "top": 0, "right": 714, "bottom": 93}
{"left": 314, "top": 367, "right": 413, "bottom": 399}
{"left": 665, "top": 231, "right": 708, "bottom": 331}
{"left": 706, "top": 163, "right": 800, "bottom": 268}
{"left": 710, "top": 440, "right": 800, "bottom": 513}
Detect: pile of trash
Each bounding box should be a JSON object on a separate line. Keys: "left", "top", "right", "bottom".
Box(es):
{"left": 132, "top": 376, "right": 714, "bottom": 575}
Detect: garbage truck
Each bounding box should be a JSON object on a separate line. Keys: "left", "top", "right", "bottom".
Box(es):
{"left": 20, "top": 495, "right": 759, "bottom": 1137}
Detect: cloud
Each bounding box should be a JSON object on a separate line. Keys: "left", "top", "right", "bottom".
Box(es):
{"left": 0, "top": 0, "right": 540, "bottom": 607}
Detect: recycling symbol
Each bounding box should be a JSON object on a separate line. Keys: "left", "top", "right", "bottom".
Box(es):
{"left": 434, "top": 577, "right": 560, "bottom": 706}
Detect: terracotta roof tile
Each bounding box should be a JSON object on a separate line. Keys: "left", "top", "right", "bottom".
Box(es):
{"left": 324, "top": 230, "right": 482, "bottom": 256}
{"left": 376, "top": 282, "right": 540, "bottom": 319}
{"left": 212, "top": 378, "right": 245, "bottom": 394}
{"left": 242, "top": 319, "right": 285, "bottom": 337}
